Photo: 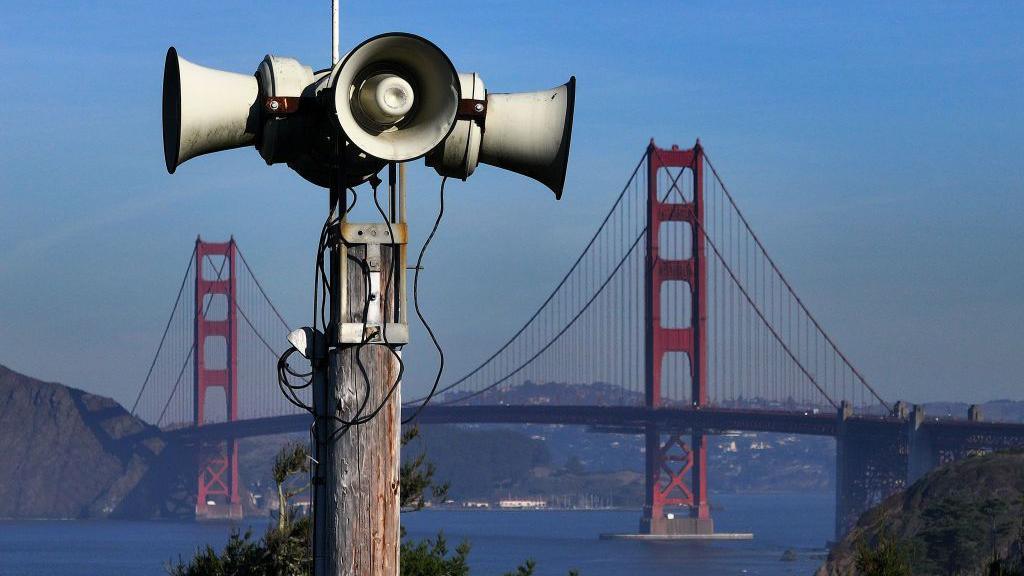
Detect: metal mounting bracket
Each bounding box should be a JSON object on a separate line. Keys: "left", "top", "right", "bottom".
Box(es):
{"left": 341, "top": 222, "right": 407, "bottom": 245}
{"left": 338, "top": 322, "right": 409, "bottom": 345}
{"left": 456, "top": 98, "right": 487, "bottom": 127}
{"left": 337, "top": 215, "right": 409, "bottom": 348}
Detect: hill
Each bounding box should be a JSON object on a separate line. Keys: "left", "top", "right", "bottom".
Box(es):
{"left": 0, "top": 364, "right": 167, "bottom": 518}
{"left": 818, "top": 450, "right": 1024, "bottom": 575}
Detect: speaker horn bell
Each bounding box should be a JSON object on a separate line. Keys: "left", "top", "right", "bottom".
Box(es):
{"left": 427, "top": 76, "right": 575, "bottom": 199}
{"left": 331, "top": 32, "right": 462, "bottom": 163}
{"left": 162, "top": 47, "right": 260, "bottom": 173}
{"left": 482, "top": 77, "right": 575, "bottom": 199}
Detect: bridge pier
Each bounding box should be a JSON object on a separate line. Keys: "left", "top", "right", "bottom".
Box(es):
{"left": 193, "top": 238, "right": 243, "bottom": 520}
{"left": 906, "top": 405, "right": 936, "bottom": 484}
{"left": 640, "top": 141, "right": 715, "bottom": 536}
{"left": 641, "top": 427, "right": 713, "bottom": 535}
{"left": 834, "top": 401, "right": 907, "bottom": 538}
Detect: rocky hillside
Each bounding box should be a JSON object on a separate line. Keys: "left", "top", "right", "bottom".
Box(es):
{"left": 0, "top": 364, "right": 168, "bottom": 518}
{"left": 818, "top": 450, "right": 1024, "bottom": 575}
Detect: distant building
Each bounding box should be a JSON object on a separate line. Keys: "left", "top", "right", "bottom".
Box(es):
{"left": 498, "top": 499, "right": 546, "bottom": 509}
{"left": 291, "top": 495, "right": 312, "bottom": 517}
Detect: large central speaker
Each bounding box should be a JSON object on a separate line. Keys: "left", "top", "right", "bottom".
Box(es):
{"left": 331, "top": 33, "right": 461, "bottom": 163}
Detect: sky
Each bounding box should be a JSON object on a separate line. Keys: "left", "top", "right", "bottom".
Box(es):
{"left": 1, "top": 1, "right": 1022, "bottom": 408}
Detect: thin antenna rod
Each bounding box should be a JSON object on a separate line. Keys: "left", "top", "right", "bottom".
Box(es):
{"left": 331, "top": 0, "right": 340, "bottom": 64}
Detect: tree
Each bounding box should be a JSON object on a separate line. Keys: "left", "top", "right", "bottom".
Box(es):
{"left": 273, "top": 442, "right": 309, "bottom": 532}
{"left": 169, "top": 428, "right": 567, "bottom": 575}
{"left": 915, "top": 497, "right": 1010, "bottom": 575}
{"left": 854, "top": 534, "right": 913, "bottom": 576}
{"left": 400, "top": 427, "right": 448, "bottom": 511}
{"left": 563, "top": 455, "right": 585, "bottom": 476}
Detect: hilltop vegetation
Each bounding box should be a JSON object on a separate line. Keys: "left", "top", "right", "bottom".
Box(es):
{"left": 819, "top": 450, "right": 1024, "bottom": 575}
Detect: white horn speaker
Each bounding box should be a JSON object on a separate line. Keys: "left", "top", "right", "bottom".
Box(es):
{"left": 162, "top": 47, "right": 260, "bottom": 173}
{"left": 331, "top": 33, "right": 461, "bottom": 162}
{"left": 481, "top": 78, "right": 576, "bottom": 199}
{"left": 427, "top": 76, "right": 575, "bottom": 199}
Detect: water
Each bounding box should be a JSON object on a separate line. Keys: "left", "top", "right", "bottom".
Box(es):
{"left": 0, "top": 493, "right": 831, "bottom": 575}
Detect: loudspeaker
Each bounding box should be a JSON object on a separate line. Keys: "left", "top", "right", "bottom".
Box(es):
{"left": 331, "top": 33, "right": 461, "bottom": 162}
{"left": 162, "top": 47, "right": 260, "bottom": 173}
{"left": 255, "top": 55, "right": 314, "bottom": 165}
{"left": 425, "top": 73, "right": 485, "bottom": 181}
{"left": 427, "top": 76, "right": 575, "bottom": 199}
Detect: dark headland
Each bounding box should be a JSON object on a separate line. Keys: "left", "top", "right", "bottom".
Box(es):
{"left": 0, "top": 364, "right": 181, "bottom": 519}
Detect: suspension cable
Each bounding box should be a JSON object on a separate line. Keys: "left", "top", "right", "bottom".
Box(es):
{"left": 236, "top": 244, "right": 292, "bottom": 332}
{"left": 703, "top": 153, "right": 888, "bottom": 410}
{"left": 131, "top": 246, "right": 196, "bottom": 415}
{"left": 403, "top": 153, "right": 646, "bottom": 405}
{"left": 154, "top": 253, "right": 231, "bottom": 426}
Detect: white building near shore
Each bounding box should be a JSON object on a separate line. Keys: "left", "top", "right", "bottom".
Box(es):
{"left": 498, "top": 499, "right": 547, "bottom": 509}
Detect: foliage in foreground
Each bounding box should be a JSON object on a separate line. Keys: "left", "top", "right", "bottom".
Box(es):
{"left": 169, "top": 431, "right": 572, "bottom": 575}
{"left": 854, "top": 534, "right": 913, "bottom": 576}
{"left": 854, "top": 499, "right": 1024, "bottom": 576}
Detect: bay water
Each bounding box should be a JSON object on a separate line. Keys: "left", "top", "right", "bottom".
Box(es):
{"left": 0, "top": 493, "right": 831, "bottom": 575}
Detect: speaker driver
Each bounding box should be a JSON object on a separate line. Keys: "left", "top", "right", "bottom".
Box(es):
{"left": 331, "top": 33, "right": 460, "bottom": 162}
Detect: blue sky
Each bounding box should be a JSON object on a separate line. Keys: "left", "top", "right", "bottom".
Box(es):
{"left": 1, "top": 1, "right": 1022, "bottom": 407}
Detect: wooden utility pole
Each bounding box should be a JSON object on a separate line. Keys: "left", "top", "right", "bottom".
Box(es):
{"left": 312, "top": 8, "right": 405, "bottom": 575}
{"left": 314, "top": 165, "right": 407, "bottom": 576}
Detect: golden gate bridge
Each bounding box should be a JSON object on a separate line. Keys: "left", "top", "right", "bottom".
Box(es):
{"left": 130, "top": 141, "right": 1024, "bottom": 538}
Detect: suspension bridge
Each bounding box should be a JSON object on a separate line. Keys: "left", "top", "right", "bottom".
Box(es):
{"left": 131, "top": 141, "right": 1024, "bottom": 538}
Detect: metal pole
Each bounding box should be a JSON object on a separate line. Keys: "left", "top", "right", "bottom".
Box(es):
{"left": 312, "top": 189, "right": 339, "bottom": 576}
{"left": 331, "top": 0, "right": 340, "bottom": 64}
{"left": 315, "top": 4, "right": 341, "bottom": 567}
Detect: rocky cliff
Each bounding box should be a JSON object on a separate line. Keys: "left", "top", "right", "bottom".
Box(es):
{"left": 0, "top": 364, "right": 170, "bottom": 518}
{"left": 818, "top": 450, "right": 1024, "bottom": 575}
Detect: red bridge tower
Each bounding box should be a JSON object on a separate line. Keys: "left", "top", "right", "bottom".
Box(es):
{"left": 642, "top": 141, "right": 713, "bottom": 535}
{"left": 194, "top": 238, "right": 242, "bottom": 519}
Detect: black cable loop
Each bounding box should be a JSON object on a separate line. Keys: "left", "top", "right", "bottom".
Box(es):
{"left": 402, "top": 177, "right": 447, "bottom": 423}
{"left": 403, "top": 154, "right": 646, "bottom": 406}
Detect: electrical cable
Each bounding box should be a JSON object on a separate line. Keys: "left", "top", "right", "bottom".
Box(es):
{"left": 279, "top": 164, "right": 448, "bottom": 568}
{"left": 402, "top": 177, "right": 447, "bottom": 423}
{"left": 325, "top": 179, "right": 409, "bottom": 439}
{"left": 401, "top": 154, "right": 646, "bottom": 406}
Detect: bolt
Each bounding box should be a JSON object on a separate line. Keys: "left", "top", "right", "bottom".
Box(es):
{"left": 474, "top": 102, "right": 484, "bottom": 113}
{"left": 269, "top": 100, "right": 280, "bottom": 111}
